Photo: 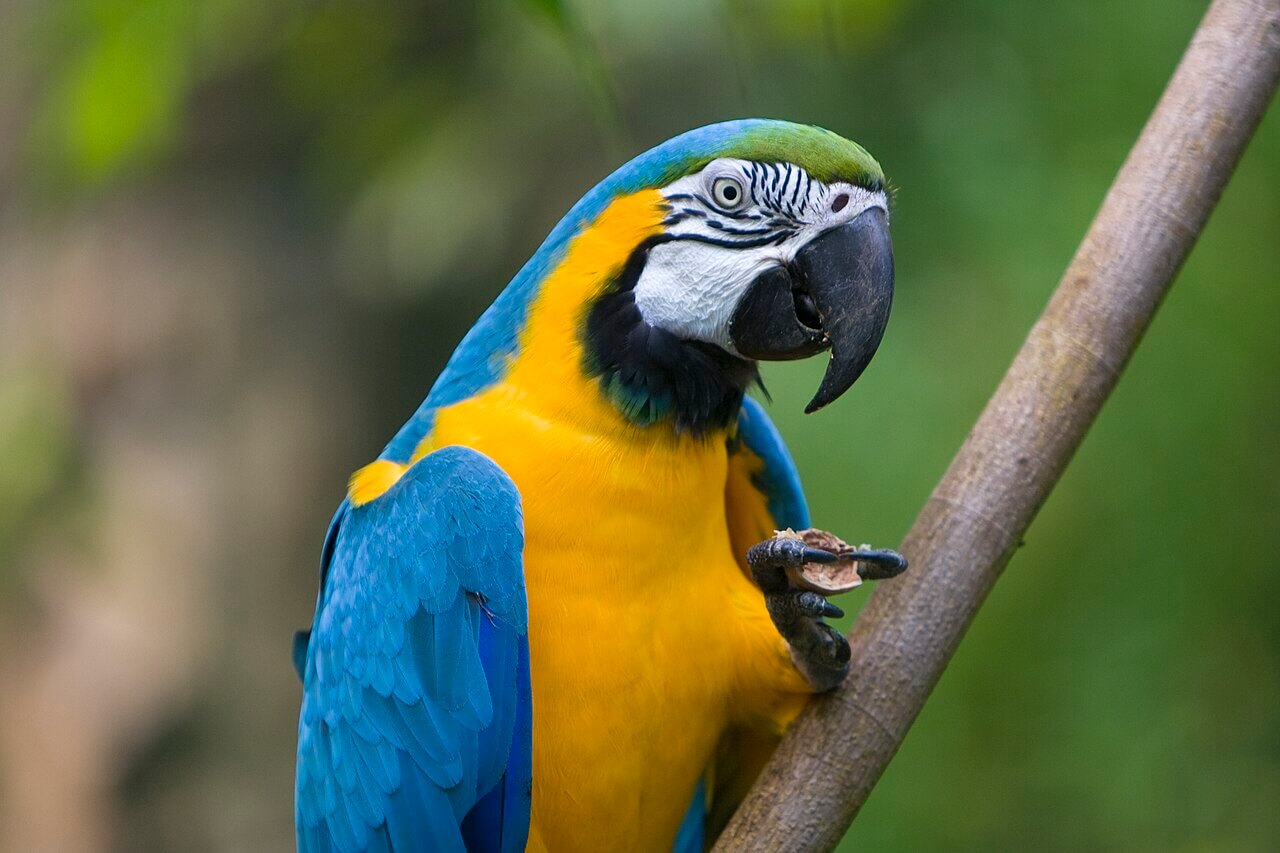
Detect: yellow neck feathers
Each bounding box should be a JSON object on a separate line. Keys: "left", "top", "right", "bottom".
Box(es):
{"left": 350, "top": 189, "right": 678, "bottom": 506}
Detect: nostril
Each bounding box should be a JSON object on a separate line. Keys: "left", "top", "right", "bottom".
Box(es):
{"left": 831, "top": 193, "right": 849, "bottom": 213}
{"left": 792, "top": 289, "right": 822, "bottom": 330}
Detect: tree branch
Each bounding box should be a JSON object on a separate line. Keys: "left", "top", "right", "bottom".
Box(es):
{"left": 714, "top": 0, "right": 1280, "bottom": 849}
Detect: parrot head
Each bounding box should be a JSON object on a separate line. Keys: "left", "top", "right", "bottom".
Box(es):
{"left": 622, "top": 127, "right": 892, "bottom": 416}
{"left": 445, "top": 120, "right": 895, "bottom": 439}
{"left": 571, "top": 120, "right": 894, "bottom": 430}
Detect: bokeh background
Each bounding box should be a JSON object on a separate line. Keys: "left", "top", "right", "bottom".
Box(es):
{"left": 1, "top": 0, "right": 1277, "bottom": 850}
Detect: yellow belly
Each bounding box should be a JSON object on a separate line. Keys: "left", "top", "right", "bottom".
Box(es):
{"left": 423, "top": 383, "right": 769, "bottom": 851}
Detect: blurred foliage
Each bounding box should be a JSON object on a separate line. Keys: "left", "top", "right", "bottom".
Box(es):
{"left": 2, "top": 0, "right": 1278, "bottom": 849}
{"left": 0, "top": 367, "right": 76, "bottom": 584}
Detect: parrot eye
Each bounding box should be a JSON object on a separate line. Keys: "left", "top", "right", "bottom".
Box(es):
{"left": 711, "top": 176, "right": 747, "bottom": 210}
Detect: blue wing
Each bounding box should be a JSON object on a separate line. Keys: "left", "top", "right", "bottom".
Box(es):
{"left": 731, "top": 395, "right": 810, "bottom": 531}
{"left": 295, "top": 445, "right": 531, "bottom": 853}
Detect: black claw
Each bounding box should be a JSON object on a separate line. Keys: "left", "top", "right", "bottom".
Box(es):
{"left": 851, "top": 549, "right": 901, "bottom": 564}
{"left": 795, "top": 591, "right": 829, "bottom": 617}
{"left": 747, "top": 533, "right": 868, "bottom": 692}
{"left": 791, "top": 592, "right": 845, "bottom": 622}
{"left": 853, "top": 549, "right": 908, "bottom": 580}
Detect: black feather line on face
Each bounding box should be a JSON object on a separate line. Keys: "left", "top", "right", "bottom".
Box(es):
{"left": 582, "top": 242, "right": 759, "bottom": 436}
{"left": 780, "top": 166, "right": 797, "bottom": 209}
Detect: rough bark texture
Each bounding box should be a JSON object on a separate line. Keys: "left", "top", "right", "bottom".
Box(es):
{"left": 714, "top": 0, "right": 1280, "bottom": 849}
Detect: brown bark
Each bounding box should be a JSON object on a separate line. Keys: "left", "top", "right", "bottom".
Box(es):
{"left": 714, "top": 0, "right": 1280, "bottom": 849}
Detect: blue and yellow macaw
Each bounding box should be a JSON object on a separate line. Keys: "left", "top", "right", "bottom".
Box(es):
{"left": 293, "top": 119, "right": 906, "bottom": 852}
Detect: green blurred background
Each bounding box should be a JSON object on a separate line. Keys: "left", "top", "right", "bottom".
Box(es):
{"left": 1, "top": 0, "right": 1277, "bottom": 850}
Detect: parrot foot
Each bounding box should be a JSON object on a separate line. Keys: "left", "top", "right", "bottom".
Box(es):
{"left": 746, "top": 533, "right": 907, "bottom": 692}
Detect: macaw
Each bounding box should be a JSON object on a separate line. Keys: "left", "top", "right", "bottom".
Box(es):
{"left": 293, "top": 119, "right": 906, "bottom": 852}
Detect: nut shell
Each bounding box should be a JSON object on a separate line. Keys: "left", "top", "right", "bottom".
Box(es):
{"left": 777, "top": 528, "right": 870, "bottom": 595}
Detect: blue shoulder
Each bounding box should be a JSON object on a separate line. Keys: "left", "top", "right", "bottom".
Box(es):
{"left": 734, "top": 396, "right": 811, "bottom": 530}
{"left": 295, "top": 446, "right": 531, "bottom": 853}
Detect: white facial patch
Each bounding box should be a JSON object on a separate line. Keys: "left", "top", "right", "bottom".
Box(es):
{"left": 633, "top": 158, "right": 887, "bottom": 354}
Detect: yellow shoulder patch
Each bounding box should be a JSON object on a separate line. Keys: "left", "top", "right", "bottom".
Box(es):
{"left": 347, "top": 459, "right": 409, "bottom": 507}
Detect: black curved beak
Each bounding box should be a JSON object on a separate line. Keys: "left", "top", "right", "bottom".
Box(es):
{"left": 728, "top": 207, "right": 894, "bottom": 413}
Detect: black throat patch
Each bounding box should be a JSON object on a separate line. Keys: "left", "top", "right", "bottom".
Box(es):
{"left": 582, "top": 243, "right": 761, "bottom": 436}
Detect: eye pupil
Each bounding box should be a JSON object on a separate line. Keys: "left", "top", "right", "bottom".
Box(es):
{"left": 722, "top": 185, "right": 738, "bottom": 201}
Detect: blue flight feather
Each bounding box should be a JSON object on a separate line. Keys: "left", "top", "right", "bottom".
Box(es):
{"left": 295, "top": 446, "right": 531, "bottom": 852}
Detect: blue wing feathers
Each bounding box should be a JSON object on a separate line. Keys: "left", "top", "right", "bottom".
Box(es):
{"left": 735, "top": 396, "right": 810, "bottom": 530}
{"left": 296, "top": 446, "right": 531, "bottom": 852}
{"left": 462, "top": 637, "right": 533, "bottom": 852}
